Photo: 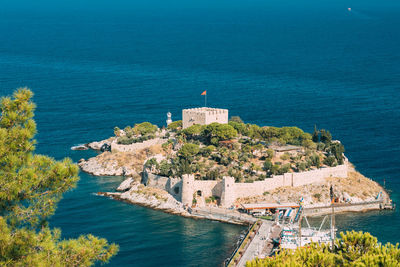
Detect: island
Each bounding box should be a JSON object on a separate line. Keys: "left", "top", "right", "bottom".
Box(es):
{"left": 78, "top": 107, "right": 394, "bottom": 225}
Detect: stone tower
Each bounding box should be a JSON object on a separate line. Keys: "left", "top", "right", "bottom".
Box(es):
{"left": 181, "top": 174, "right": 195, "bottom": 206}
{"left": 220, "top": 176, "right": 235, "bottom": 208}
{"left": 166, "top": 112, "right": 172, "bottom": 126}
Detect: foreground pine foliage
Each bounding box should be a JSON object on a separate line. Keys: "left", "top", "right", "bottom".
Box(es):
{"left": 0, "top": 88, "right": 118, "bottom": 266}
{"left": 246, "top": 231, "right": 400, "bottom": 267}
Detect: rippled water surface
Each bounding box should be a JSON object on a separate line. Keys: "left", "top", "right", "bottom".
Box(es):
{"left": 1, "top": 0, "right": 400, "bottom": 265}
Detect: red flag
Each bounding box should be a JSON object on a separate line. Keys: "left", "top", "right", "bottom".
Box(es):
{"left": 201, "top": 90, "right": 207, "bottom": 96}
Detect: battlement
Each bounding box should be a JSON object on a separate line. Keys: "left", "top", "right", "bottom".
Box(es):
{"left": 182, "top": 107, "right": 228, "bottom": 129}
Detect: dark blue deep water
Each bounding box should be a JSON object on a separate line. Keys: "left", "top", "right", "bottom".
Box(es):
{"left": 1, "top": 0, "right": 400, "bottom": 266}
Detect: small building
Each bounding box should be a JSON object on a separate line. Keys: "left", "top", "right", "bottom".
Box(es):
{"left": 241, "top": 202, "right": 300, "bottom": 218}
{"left": 269, "top": 145, "right": 303, "bottom": 157}
{"left": 182, "top": 107, "right": 228, "bottom": 129}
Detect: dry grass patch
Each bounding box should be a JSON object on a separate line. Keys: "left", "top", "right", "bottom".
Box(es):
{"left": 95, "top": 144, "right": 165, "bottom": 172}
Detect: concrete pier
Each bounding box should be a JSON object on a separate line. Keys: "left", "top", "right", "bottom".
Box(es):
{"left": 237, "top": 221, "right": 272, "bottom": 266}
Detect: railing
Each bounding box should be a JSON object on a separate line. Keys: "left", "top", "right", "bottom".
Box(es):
{"left": 225, "top": 220, "right": 262, "bottom": 267}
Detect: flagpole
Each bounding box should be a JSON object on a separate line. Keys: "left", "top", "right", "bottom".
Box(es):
{"left": 205, "top": 93, "right": 207, "bottom": 107}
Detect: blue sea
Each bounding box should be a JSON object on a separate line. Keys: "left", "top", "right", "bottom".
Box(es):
{"left": 1, "top": 0, "right": 400, "bottom": 266}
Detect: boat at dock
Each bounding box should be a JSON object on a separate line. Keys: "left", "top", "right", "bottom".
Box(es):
{"left": 280, "top": 215, "right": 336, "bottom": 250}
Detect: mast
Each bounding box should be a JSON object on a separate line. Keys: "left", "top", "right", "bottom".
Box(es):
{"left": 331, "top": 204, "right": 335, "bottom": 249}
{"left": 298, "top": 214, "right": 302, "bottom": 248}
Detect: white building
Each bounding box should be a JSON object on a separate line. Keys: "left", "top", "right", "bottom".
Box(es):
{"left": 182, "top": 107, "right": 228, "bottom": 129}
{"left": 166, "top": 112, "right": 172, "bottom": 126}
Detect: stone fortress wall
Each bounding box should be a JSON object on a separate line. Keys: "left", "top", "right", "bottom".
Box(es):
{"left": 182, "top": 107, "right": 228, "bottom": 129}
{"left": 143, "top": 164, "right": 348, "bottom": 208}
{"left": 111, "top": 137, "right": 167, "bottom": 152}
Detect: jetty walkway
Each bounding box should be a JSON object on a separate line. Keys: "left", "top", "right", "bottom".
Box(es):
{"left": 226, "top": 220, "right": 282, "bottom": 267}
{"left": 236, "top": 221, "right": 272, "bottom": 266}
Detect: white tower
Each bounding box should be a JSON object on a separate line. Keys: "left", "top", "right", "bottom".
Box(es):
{"left": 166, "top": 112, "right": 172, "bottom": 126}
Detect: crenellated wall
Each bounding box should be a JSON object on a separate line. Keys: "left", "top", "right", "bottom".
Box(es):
{"left": 144, "top": 164, "right": 348, "bottom": 208}
{"left": 180, "top": 164, "right": 348, "bottom": 207}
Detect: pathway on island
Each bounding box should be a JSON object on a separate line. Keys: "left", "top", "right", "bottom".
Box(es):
{"left": 237, "top": 220, "right": 273, "bottom": 267}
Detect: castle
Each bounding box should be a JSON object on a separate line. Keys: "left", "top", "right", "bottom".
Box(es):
{"left": 182, "top": 107, "right": 228, "bottom": 129}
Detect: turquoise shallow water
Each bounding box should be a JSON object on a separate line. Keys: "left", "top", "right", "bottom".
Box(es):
{"left": 1, "top": 0, "right": 400, "bottom": 265}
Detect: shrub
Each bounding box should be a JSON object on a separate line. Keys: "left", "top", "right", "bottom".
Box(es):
{"left": 133, "top": 122, "right": 158, "bottom": 136}
{"left": 159, "top": 160, "right": 173, "bottom": 177}
{"left": 266, "top": 149, "right": 274, "bottom": 159}
{"left": 182, "top": 124, "right": 204, "bottom": 137}
{"left": 117, "top": 136, "right": 132, "bottom": 145}
{"left": 280, "top": 153, "right": 290, "bottom": 161}
{"left": 271, "top": 164, "right": 280, "bottom": 175}
{"left": 145, "top": 158, "right": 159, "bottom": 169}
{"left": 263, "top": 160, "right": 273, "bottom": 172}
{"left": 167, "top": 120, "right": 182, "bottom": 131}
{"left": 296, "top": 161, "right": 307, "bottom": 172}
{"left": 199, "top": 145, "right": 215, "bottom": 157}
{"left": 203, "top": 122, "right": 238, "bottom": 143}
{"left": 124, "top": 126, "right": 134, "bottom": 138}
{"left": 313, "top": 193, "right": 322, "bottom": 201}
{"left": 278, "top": 163, "right": 291, "bottom": 175}
{"left": 320, "top": 129, "right": 332, "bottom": 144}
{"left": 323, "top": 156, "right": 337, "bottom": 167}
{"left": 178, "top": 143, "right": 200, "bottom": 161}
{"left": 206, "top": 169, "right": 220, "bottom": 180}
{"left": 247, "top": 231, "right": 400, "bottom": 266}
{"left": 229, "top": 116, "right": 244, "bottom": 123}
{"left": 310, "top": 153, "right": 321, "bottom": 168}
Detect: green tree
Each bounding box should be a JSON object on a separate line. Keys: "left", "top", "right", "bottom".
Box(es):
{"left": 205, "top": 169, "right": 220, "bottom": 180}
{"left": 0, "top": 88, "right": 118, "bottom": 266}
{"left": 302, "top": 139, "right": 317, "bottom": 150}
{"left": 202, "top": 123, "right": 238, "bottom": 143}
{"left": 296, "top": 161, "right": 307, "bottom": 172}
{"left": 312, "top": 125, "right": 319, "bottom": 143}
{"left": 199, "top": 145, "right": 215, "bottom": 157}
{"left": 271, "top": 164, "right": 280, "bottom": 175}
{"left": 228, "top": 121, "right": 247, "bottom": 135}
{"left": 323, "top": 156, "right": 337, "bottom": 167}
{"left": 329, "top": 142, "right": 345, "bottom": 164}
{"left": 145, "top": 158, "right": 159, "bottom": 170}
{"left": 124, "top": 126, "right": 133, "bottom": 138}
{"left": 278, "top": 163, "right": 291, "bottom": 175}
{"left": 167, "top": 120, "right": 182, "bottom": 131}
{"left": 320, "top": 129, "right": 332, "bottom": 144}
{"left": 263, "top": 160, "right": 273, "bottom": 174}
{"left": 246, "top": 231, "right": 400, "bottom": 267}
{"left": 159, "top": 160, "right": 173, "bottom": 177}
{"left": 182, "top": 124, "right": 204, "bottom": 138}
{"left": 178, "top": 143, "right": 200, "bottom": 161}
{"left": 229, "top": 116, "right": 244, "bottom": 123}
{"left": 133, "top": 122, "right": 158, "bottom": 136}
{"left": 309, "top": 153, "right": 321, "bottom": 168}
{"left": 266, "top": 149, "right": 274, "bottom": 159}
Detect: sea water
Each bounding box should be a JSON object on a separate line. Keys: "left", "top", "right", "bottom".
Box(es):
{"left": 1, "top": 0, "right": 400, "bottom": 266}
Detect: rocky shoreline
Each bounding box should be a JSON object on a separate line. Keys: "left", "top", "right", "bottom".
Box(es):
{"left": 79, "top": 137, "right": 394, "bottom": 225}
{"left": 97, "top": 180, "right": 252, "bottom": 225}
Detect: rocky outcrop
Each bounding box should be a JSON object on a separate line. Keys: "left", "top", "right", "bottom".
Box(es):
{"left": 117, "top": 177, "right": 134, "bottom": 191}
{"left": 99, "top": 182, "right": 189, "bottom": 216}
{"left": 87, "top": 138, "right": 114, "bottom": 150}
{"left": 78, "top": 156, "right": 137, "bottom": 177}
